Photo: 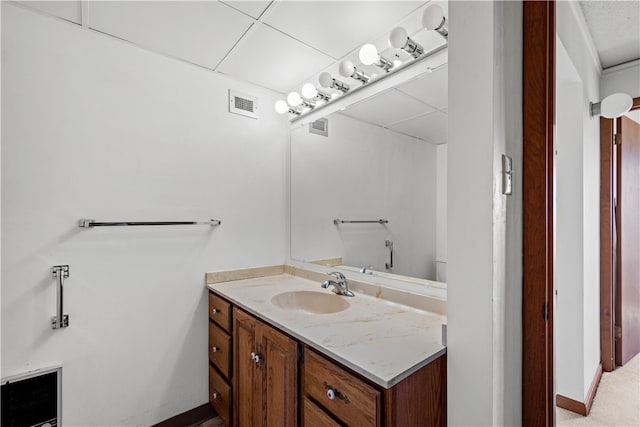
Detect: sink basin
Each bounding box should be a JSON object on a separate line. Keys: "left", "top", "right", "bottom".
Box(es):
{"left": 270, "top": 291, "right": 350, "bottom": 314}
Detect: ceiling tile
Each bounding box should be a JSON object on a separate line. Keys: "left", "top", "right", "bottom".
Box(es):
{"left": 579, "top": 0, "right": 640, "bottom": 68}
{"left": 16, "top": 1, "right": 82, "bottom": 24}
{"left": 221, "top": 0, "right": 272, "bottom": 19}
{"left": 218, "top": 24, "right": 334, "bottom": 93}
{"left": 263, "top": 1, "right": 426, "bottom": 59}
{"left": 396, "top": 64, "right": 447, "bottom": 109}
{"left": 388, "top": 110, "right": 447, "bottom": 144}
{"left": 341, "top": 88, "right": 434, "bottom": 127}
{"left": 89, "top": 1, "right": 254, "bottom": 69}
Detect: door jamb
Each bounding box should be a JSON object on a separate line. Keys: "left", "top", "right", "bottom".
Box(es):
{"left": 522, "top": 2, "right": 555, "bottom": 426}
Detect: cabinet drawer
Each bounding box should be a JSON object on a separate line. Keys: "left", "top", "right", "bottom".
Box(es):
{"left": 209, "top": 365, "right": 231, "bottom": 427}
{"left": 209, "top": 321, "right": 231, "bottom": 378}
{"left": 303, "top": 397, "right": 343, "bottom": 427}
{"left": 209, "top": 292, "right": 231, "bottom": 332}
{"left": 303, "top": 348, "right": 380, "bottom": 427}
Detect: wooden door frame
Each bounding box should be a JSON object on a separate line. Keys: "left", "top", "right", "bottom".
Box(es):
{"left": 522, "top": 2, "right": 555, "bottom": 426}
{"left": 602, "top": 98, "right": 640, "bottom": 371}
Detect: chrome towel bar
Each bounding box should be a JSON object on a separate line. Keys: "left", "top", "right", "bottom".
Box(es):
{"left": 333, "top": 219, "right": 388, "bottom": 225}
{"left": 78, "top": 219, "right": 221, "bottom": 228}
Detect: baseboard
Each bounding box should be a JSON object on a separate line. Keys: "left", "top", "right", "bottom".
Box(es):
{"left": 151, "top": 403, "right": 217, "bottom": 427}
{"left": 556, "top": 363, "right": 603, "bottom": 416}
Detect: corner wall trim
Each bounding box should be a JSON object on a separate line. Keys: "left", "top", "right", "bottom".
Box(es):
{"left": 556, "top": 363, "right": 603, "bottom": 416}
{"left": 151, "top": 403, "right": 217, "bottom": 427}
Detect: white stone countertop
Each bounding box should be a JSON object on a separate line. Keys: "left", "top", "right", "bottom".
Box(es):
{"left": 207, "top": 273, "right": 446, "bottom": 388}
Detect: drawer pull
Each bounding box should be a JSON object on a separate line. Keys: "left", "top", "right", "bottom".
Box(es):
{"left": 323, "top": 381, "right": 350, "bottom": 404}
{"left": 212, "top": 308, "right": 218, "bottom": 314}
{"left": 212, "top": 346, "right": 218, "bottom": 353}
{"left": 212, "top": 391, "right": 219, "bottom": 400}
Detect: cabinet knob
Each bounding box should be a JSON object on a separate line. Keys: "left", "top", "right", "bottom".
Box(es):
{"left": 327, "top": 389, "right": 335, "bottom": 400}
{"left": 212, "top": 391, "right": 219, "bottom": 400}
{"left": 212, "top": 346, "right": 218, "bottom": 353}
{"left": 250, "top": 352, "right": 261, "bottom": 363}
{"left": 212, "top": 308, "right": 218, "bottom": 314}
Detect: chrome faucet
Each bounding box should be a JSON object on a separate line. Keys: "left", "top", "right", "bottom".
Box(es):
{"left": 360, "top": 265, "right": 372, "bottom": 274}
{"left": 321, "top": 272, "right": 355, "bottom": 297}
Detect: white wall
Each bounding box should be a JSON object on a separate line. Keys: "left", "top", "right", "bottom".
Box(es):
{"left": 447, "top": 2, "right": 523, "bottom": 425}
{"left": 290, "top": 114, "right": 438, "bottom": 280}
{"left": 436, "top": 144, "right": 447, "bottom": 266}
{"left": 556, "top": 38, "right": 586, "bottom": 401}
{"left": 600, "top": 60, "right": 640, "bottom": 100}
{"left": 556, "top": 1, "right": 602, "bottom": 401}
{"left": 1, "top": 4, "right": 287, "bottom": 426}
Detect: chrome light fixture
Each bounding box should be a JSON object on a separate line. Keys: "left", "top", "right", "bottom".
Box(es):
{"left": 388, "top": 26, "right": 424, "bottom": 59}
{"left": 339, "top": 60, "right": 370, "bottom": 84}
{"left": 274, "top": 99, "right": 301, "bottom": 115}
{"left": 288, "top": 91, "right": 316, "bottom": 110}
{"left": 319, "top": 72, "right": 350, "bottom": 93}
{"left": 590, "top": 93, "right": 633, "bottom": 118}
{"left": 359, "top": 44, "right": 394, "bottom": 72}
{"left": 302, "top": 83, "right": 331, "bottom": 102}
{"left": 423, "top": 4, "right": 448, "bottom": 40}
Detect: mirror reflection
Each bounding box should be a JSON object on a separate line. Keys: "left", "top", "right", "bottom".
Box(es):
{"left": 290, "top": 65, "right": 448, "bottom": 288}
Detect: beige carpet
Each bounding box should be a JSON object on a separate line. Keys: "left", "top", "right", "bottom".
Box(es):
{"left": 557, "top": 354, "right": 640, "bottom": 426}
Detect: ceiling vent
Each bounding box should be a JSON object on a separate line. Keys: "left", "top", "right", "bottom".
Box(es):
{"left": 309, "top": 118, "right": 329, "bottom": 137}
{"left": 229, "top": 90, "right": 258, "bottom": 119}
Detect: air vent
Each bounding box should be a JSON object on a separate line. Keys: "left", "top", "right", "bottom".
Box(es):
{"left": 309, "top": 118, "right": 329, "bottom": 137}
{"left": 229, "top": 90, "right": 258, "bottom": 119}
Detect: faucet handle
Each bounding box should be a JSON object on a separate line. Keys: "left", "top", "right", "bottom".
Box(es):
{"left": 328, "top": 271, "right": 346, "bottom": 281}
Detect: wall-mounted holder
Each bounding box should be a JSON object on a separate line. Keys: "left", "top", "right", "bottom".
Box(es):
{"left": 385, "top": 240, "right": 394, "bottom": 269}
{"left": 51, "top": 265, "right": 70, "bottom": 329}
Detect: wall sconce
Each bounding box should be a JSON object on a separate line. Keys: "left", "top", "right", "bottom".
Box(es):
{"left": 319, "top": 72, "right": 350, "bottom": 93}
{"left": 339, "top": 60, "right": 371, "bottom": 84}
{"left": 359, "top": 44, "right": 394, "bottom": 72}
{"left": 423, "top": 4, "right": 448, "bottom": 40}
{"left": 388, "top": 27, "right": 424, "bottom": 59}
{"left": 302, "top": 83, "right": 331, "bottom": 102}
{"left": 274, "top": 100, "right": 300, "bottom": 115}
{"left": 590, "top": 93, "right": 633, "bottom": 118}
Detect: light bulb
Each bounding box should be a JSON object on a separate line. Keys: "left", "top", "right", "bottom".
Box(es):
{"left": 287, "top": 91, "right": 302, "bottom": 107}
{"left": 423, "top": 4, "right": 448, "bottom": 39}
{"left": 274, "top": 100, "right": 289, "bottom": 114}
{"left": 389, "top": 27, "right": 408, "bottom": 49}
{"left": 339, "top": 60, "right": 370, "bottom": 83}
{"left": 359, "top": 44, "right": 379, "bottom": 65}
{"left": 339, "top": 60, "right": 356, "bottom": 78}
{"left": 388, "top": 25, "right": 424, "bottom": 59}
{"left": 319, "top": 72, "right": 334, "bottom": 88}
{"left": 393, "top": 59, "right": 403, "bottom": 67}
{"left": 301, "top": 83, "right": 318, "bottom": 99}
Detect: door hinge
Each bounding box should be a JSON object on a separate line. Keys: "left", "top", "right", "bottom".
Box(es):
{"left": 615, "top": 134, "right": 621, "bottom": 145}
{"left": 615, "top": 325, "right": 622, "bottom": 340}
{"left": 297, "top": 345, "right": 304, "bottom": 363}
{"left": 542, "top": 302, "right": 549, "bottom": 321}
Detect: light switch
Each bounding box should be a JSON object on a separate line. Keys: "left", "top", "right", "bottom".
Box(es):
{"left": 502, "top": 154, "right": 513, "bottom": 195}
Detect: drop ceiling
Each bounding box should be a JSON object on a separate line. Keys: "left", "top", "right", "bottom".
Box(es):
{"left": 10, "top": 1, "right": 640, "bottom": 143}
{"left": 579, "top": 0, "right": 640, "bottom": 69}
{"left": 13, "top": 0, "right": 450, "bottom": 143}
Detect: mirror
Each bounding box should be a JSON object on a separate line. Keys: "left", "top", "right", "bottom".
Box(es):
{"left": 290, "top": 64, "right": 448, "bottom": 289}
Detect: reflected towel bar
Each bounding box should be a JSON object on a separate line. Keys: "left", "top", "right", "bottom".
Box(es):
{"left": 78, "top": 219, "right": 221, "bottom": 228}
{"left": 333, "top": 219, "right": 388, "bottom": 225}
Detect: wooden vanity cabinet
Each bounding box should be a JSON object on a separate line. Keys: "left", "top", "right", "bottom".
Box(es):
{"left": 208, "top": 291, "right": 446, "bottom": 427}
{"left": 233, "top": 307, "right": 298, "bottom": 427}
{"left": 208, "top": 293, "right": 233, "bottom": 426}
{"left": 301, "top": 346, "right": 447, "bottom": 427}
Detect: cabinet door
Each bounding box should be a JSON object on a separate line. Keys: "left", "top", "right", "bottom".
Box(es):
{"left": 262, "top": 324, "right": 298, "bottom": 427}
{"left": 233, "top": 308, "right": 261, "bottom": 427}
